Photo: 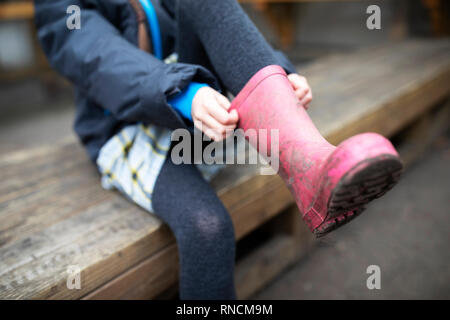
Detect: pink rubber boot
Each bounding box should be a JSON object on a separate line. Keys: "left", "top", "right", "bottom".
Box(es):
{"left": 230, "top": 65, "right": 403, "bottom": 237}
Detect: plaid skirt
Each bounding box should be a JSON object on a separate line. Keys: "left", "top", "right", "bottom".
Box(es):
{"left": 96, "top": 123, "right": 224, "bottom": 213}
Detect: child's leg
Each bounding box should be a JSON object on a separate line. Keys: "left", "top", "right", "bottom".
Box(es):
{"left": 172, "top": 0, "right": 403, "bottom": 237}
{"left": 170, "top": 1, "right": 402, "bottom": 238}
{"left": 174, "top": 0, "right": 282, "bottom": 95}
{"left": 152, "top": 156, "right": 236, "bottom": 300}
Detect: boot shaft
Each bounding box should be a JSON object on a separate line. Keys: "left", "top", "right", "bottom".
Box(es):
{"left": 230, "top": 65, "right": 335, "bottom": 213}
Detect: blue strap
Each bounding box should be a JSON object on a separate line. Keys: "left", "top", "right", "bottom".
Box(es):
{"left": 139, "top": 0, "right": 163, "bottom": 60}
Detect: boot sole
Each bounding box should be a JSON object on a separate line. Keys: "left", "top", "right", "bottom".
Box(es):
{"left": 313, "top": 154, "right": 403, "bottom": 237}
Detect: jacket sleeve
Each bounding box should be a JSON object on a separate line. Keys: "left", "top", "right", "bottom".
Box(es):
{"left": 34, "top": 0, "right": 219, "bottom": 129}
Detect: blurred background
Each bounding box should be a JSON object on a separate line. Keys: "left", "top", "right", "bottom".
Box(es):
{"left": 0, "top": 0, "right": 449, "bottom": 299}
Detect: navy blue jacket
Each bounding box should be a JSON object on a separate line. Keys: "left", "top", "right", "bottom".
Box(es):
{"left": 34, "top": 0, "right": 296, "bottom": 161}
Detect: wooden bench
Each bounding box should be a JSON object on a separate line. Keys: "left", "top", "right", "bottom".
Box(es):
{"left": 0, "top": 39, "right": 449, "bottom": 299}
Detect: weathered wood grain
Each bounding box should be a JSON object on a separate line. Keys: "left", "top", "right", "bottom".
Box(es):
{"left": 84, "top": 205, "right": 314, "bottom": 300}
{"left": 304, "top": 40, "right": 450, "bottom": 143}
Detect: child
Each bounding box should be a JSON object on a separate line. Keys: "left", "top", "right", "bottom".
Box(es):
{"left": 35, "top": 0, "right": 401, "bottom": 300}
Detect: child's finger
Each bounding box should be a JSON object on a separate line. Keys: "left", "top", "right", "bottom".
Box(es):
{"left": 215, "top": 92, "right": 232, "bottom": 110}
{"left": 213, "top": 91, "right": 239, "bottom": 125}
{"left": 295, "top": 87, "right": 309, "bottom": 100}
{"left": 300, "top": 91, "right": 313, "bottom": 107}
{"left": 288, "top": 74, "right": 306, "bottom": 90}
{"left": 202, "top": 114, "right": 235, "bottom": 140}
{"left": 206, "top": 100, "right": 233, "bottom": 125}
{"left": 228, "top": 109, "right": 239, "bottom": 124}
{"left": 201, "top": 113, "right": 222, "bottom": 133}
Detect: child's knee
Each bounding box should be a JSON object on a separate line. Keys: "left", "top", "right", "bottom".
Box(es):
{"left": 180, "top": 205, "right": 235, "bottom": 245}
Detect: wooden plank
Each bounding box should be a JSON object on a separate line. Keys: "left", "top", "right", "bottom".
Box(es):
{"left": 1, "top": 39, "right": 449, "bottom": 299}
{"left": 0, "top": 197, "right": 174, "bottom": 299}
{"left": 85, "top": 206, "right": 314, "bottom": 300}
{"left": 304, "top": 40, "right": 450, "bottom": 144}
{"left": 0, "top": 151, "right": 295, "bottom": 299}
{"left": 82, "top": 244, "right": 179, "bottom": 300}
{"left": 85, "top": 234, "right": 305, "bottom": 300}
{"left": 397, "top": 98, "right": 450, "bottom": 167}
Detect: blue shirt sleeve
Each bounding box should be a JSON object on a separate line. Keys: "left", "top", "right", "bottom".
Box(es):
{"left": 168, "top": 82, "right": 209, "bottom": 122}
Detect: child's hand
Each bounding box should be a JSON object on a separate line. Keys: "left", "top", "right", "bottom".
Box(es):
{"left": 287, "top": 73, "right": 312, "bottom": 110}
{"left": 192, "top": 87, "right": 239, "bottom": 141}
